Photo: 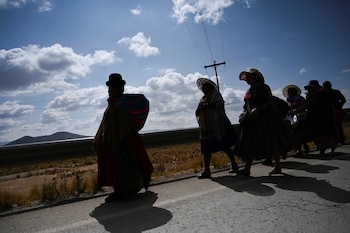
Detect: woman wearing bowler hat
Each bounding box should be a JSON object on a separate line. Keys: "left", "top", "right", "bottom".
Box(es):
{"left": 304, "top": 80, "right": 337, "bottom": 154}
{"left": 93, "top": 73, "right": 153, "bottom": 201}
{"left": 234, "top": 68, "right": 295, "bottom": 177}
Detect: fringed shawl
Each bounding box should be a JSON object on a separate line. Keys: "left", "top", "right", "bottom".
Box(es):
{"left": 198, "top": 89, "right": 228, "bottom": 140}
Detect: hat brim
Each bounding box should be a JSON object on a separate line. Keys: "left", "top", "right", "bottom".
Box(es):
{"left": 283, "top": 85, "right": 301, "bottom": 98}
{"left": 197, "top": 78, "right": 217, "bottom": 91}
{"left": 304, "top": 85, "right": 318, "bottom": 90}
{"left": 239, "top": 69, "right": 264, "bottom": 83}
{"left": 106, "top": 80, "right": 126, "bottom": 87}
{"left": 239, "top": 71, "right": 249, "bottom": 81}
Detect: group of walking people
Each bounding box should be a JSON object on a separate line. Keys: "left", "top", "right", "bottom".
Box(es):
{"left": 196, "top": 68, "right": 346, "bottom": 179}
{"left": 93, "top": 70, "right": 346, "bottom": 201}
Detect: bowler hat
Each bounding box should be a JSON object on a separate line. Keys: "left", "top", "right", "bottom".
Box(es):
{"left": 106, "top": 73, "right": 126, "bottom": 88}
{"left": 304, "top": 80, "right": 321, "bottom": 90}
{"left": 239, "top": 68, "right": 265, "bottom": 84}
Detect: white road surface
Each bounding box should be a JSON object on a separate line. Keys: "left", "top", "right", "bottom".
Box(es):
{"left": 1, "top": 145, "right": 350, "bottom": 233}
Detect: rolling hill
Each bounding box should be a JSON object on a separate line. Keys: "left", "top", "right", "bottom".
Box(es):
{"left": 6, "top": 132, "right": 90, "bottom": 146}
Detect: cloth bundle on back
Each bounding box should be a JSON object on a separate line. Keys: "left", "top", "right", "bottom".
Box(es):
{"left": 109, "top": 94, "right": 149, "bottom": 132}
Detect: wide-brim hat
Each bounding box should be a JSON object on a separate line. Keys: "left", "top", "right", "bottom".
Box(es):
{"left": 239, "top": 68, "right": 265, "bottom": 84}
{"left": 106, "top": 73, "right": 126, "bottom": 87}
{"left": 283, "top": 84, "right": 302, "bottom": 98}
{"left": 197, "top": 78, "right": 218, "bottom": 91}
{"left": 304, "top": 80, "right": 321, "bottom": 90}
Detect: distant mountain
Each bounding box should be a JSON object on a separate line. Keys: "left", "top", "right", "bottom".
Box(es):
{"left": 6, "top": 132, "right": 90, "bottom": 146}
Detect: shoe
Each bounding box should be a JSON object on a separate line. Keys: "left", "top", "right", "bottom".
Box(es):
{"left": 198, "top": 171, "right": 211, "bottom": 179}
{"left": 319, "top": 149, "right": 325, "bottom": 155}
{"left": 237, "top": 169, "right": 250, "bottom": 177}
{"left": 268, "top": 168, "right": 282, "bottom": 175}
{"left": 304, "top": 146, "right": 310, "bottom": 155}
{"left": 262, "top": 159, "right": 274, "bottom": 166}
{"left": 229, "top": 164, "right": 239, "bottom": 173}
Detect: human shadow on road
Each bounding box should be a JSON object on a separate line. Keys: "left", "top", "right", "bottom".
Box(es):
{"left": 212, "top": 174, "right": 350, "bottom": 203}
{"left": 294, "top": 151, "right": 350, "bottom": 162}
{"left": 280, "top": 161, "right": 338, "bottom": 174}
{"left": 90, "top": 191, "right": 172, "bottom": 233}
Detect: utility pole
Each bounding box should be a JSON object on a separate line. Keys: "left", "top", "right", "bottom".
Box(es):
{"left": 204, "top": 61, "right": 225, "bottom": 92}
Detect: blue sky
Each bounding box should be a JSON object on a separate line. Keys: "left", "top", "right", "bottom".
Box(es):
{"left": 1, "top": 0, "right": 350, "bottom": 143}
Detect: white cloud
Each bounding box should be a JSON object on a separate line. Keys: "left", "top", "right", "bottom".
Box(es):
{"left": 40, "top": 108, "right": 71, "bottom": 124}
{"left": 38, "top": 0, "right": 52, "bottom": 12}
{"left": 47, "top": 86, "right": 108, "bottom": 111}
{"left": 122, "top": 69, "right": 244, "bottom": 132}
{"left": 0, "top": 0, "right": 53, "bottom": 11}
{"left": 0, "top": 101, "right": 34, "bottom": 118}
{"left": 171, "top": 0, "right": 234, "bottom": 25}
{"left": 0, "top": 118, "right": 19, "bottom": 132}
{"left": 118, "top": 32, "right": 160, "bottom": 58}
{"left": 130, "top": 5, "right": 141, "bottom": 15}
{"left": 0, "top": 44, "right": 118, "bottom": 94}
{"left": 341, "top": 68, "right": 350, "bottom": 74}
{"left": 299, "top": 68, "right": 307, "bottom": 74}
{"left": 0, "top": 70, "right": 246, "bottom": 141}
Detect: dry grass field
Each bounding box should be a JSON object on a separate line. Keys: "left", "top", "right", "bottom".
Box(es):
{"left": 1, "top": 126, "right": 349, "bottom": 213}
{"left": 0, "top": 142, "right": 237, "bottom": 212}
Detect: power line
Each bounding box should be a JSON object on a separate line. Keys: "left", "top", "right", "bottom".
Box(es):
{"left": 184, "top": 21, "right": 208, "bottom": 75}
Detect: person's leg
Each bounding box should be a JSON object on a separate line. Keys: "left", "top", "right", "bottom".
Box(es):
{"left": 303, "top": 142, "right": 310, "bottom": 155}
{"left": 223, "top": 148, "right": 239, "bottom": 173}
{"left": 338, "top": 121, "right": 345, "bottom": 144}
{"left": 295, "top": 144, "right": 302, "bottom": 156}
{"left": 237, "top": 158, "right": 252, "bottom": 177}
{"left": 198, "top": 153, "right": 212, "bottom": 179}
{"left": 269, "top": 153, "right": 282, "bottom": 175}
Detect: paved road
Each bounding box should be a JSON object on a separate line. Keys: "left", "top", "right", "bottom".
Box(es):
{"left": 1, "top": 145, "right": 350, "bottom": 233}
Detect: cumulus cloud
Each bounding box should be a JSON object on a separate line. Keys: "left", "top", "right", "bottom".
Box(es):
{"left": 0, "top": 44, "right": 118, "bottom": 94}
{"left": 118, "top": 32, "right": 160, "bottom": 58}
{"left": 0, "top": 118, "right": 18, "bottom": 132}
{"left": 0, "top": 101, "right": 34, "bottom": 118}
{"left": 0, "top": 0, "right": 53, "bottom": 12}
{"left": 41, "top": 69, "right": 244, "bottom": 133}
{"left": 171, "top": 0, "right": 233, "bottom": 25}
{"left": 130, "top": 5, "right": 142, "bottom": 15}
{"left": 40, "top": 108, "right": 71, "bottom": 124}
{"left": 0, "top": 69, "right": 246, "bottom": 141}
{"left": 47, "top": 86, "right": 108, "bottom": 111}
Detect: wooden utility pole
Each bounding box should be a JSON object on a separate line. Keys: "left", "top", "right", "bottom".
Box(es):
{"left": 204, "top": 61, "right": 225, "bottom": 92}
